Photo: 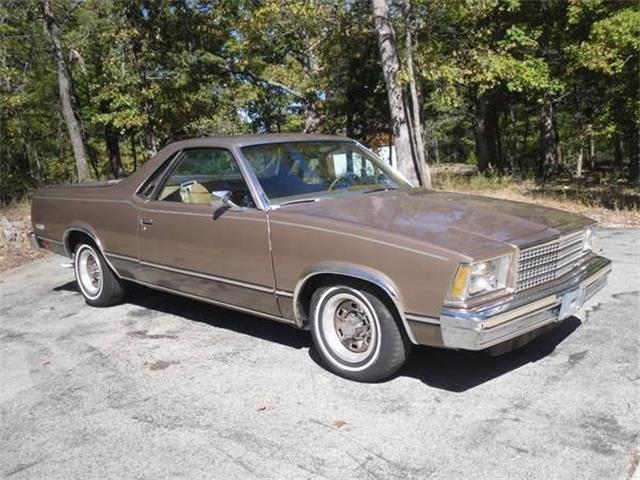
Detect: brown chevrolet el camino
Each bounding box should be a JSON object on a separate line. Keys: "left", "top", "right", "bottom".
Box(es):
{"left": 30, "top": 134, "right": 611, "bottom": 381}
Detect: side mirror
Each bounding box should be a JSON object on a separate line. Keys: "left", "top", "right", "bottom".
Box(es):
{"left": 211, "top": 190, "right": 245, "bottom": 212}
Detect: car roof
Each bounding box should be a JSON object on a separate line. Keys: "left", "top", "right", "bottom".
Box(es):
{"left": 165, "top": 133, "right": 356, "bottom": 150}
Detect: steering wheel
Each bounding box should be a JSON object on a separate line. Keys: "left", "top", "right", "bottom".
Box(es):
{"left": 328, "top": 172, "right": 358, "bottom": 191}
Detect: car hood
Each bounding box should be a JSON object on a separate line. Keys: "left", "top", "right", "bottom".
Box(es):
{"left": 278, "top": 189, "right": 593, "bottom": 257}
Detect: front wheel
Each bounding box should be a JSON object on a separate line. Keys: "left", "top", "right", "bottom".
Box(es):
{"left": 310, "top": 284, "right": 411, "bottom": 382}
{"left": 74, "top": 243, "right": 124, "bottom": 307}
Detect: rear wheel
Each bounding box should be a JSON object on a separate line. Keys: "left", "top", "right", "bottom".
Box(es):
{"left": 74, "top": 243, "right": 124, "bottom": 307}
{"left": 310, "top": 284, "right": 411, "bottom": 382}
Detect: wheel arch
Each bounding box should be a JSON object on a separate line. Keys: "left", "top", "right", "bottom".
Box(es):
{"left": 63, "top": 224, "right": 122, "bottom": 278}
{"left": 292, "top": 262, "right": 417, "bottom": 344}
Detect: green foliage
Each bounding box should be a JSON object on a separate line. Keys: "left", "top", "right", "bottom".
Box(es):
{"left": 0, "top": 0, "right": 638, "bottom": 204}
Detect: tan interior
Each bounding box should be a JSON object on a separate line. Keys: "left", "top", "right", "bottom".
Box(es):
{"left": 159, "top": 185, "right": 180, "bottom": 201}
{"left": 179, "top": 181, "right": 211, "bottom": 204}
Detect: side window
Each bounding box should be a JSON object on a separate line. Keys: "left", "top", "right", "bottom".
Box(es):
{"left": 137, "top": 152, "right": 178, "bottom": 199}
{"left": 157, "top": 148, "right": 255, "bottom": 207}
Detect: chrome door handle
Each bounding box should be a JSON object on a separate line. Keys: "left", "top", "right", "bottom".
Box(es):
{"left": 139, "top": 218, "right": 154, "bottom": 227}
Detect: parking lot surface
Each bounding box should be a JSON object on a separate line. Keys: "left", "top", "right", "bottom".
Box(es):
{"left": 1, "top": 229, "right": 638, "bottom": 479}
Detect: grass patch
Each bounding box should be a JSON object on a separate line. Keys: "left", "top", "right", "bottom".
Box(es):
{"left": 434, "top": 172, "right": 640, "bottom": 228}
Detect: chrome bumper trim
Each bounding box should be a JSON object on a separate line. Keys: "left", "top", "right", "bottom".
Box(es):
{"left": 439, "top": 255, "right": 611, "bottom": 350}
{"left": 405, "top": 313, "right": 440, "bottom": 325}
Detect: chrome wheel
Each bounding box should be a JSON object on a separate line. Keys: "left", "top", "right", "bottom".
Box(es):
{"left": 334, "top": 299, "right": 372, "bottom": 353}
{"left": 76, "top": 246, "right": 103, "bottom": 299}
{"left": 318, "top": 289, "right": 379, "bottom": 364}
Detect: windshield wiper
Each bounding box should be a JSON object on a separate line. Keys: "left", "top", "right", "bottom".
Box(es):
{"left": 275, "top": 197, "right": 322, "bottom": 207}
{"left": 363, "top": 186, "right": 400, "bottom": 194}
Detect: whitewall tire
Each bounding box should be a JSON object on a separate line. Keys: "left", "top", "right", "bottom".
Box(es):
{"left": 310, "top": 284, "right": 411, "bottom": 382}
{"left": 73, "top": 243, "right": 124, "bottom": 307}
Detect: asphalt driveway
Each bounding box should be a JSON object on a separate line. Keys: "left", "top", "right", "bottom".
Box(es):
{"left": 1, "top": 229, "right": 638, "bottom": 479}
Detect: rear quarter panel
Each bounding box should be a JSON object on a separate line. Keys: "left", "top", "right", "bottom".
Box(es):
{"left": 31, "top": 182, "right": 139, "bottom": 258}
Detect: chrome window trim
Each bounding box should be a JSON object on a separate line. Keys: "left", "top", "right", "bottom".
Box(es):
{"left": 133, "top": 147, "right": 184, "bottom": 197}
{"left": 135, "top": 150, "right": 184, "bottom": 200}
{"left": 234, "top": 139, "right": 413, "bottom": 210}
{"left": 231, "top": 145, "right": 270, "bottom": 211}
{"left": 134, "top": 146, "right": 267, "bottom": 211}
{"left": 353, "top": 140, "right": 414, "bottom": 188}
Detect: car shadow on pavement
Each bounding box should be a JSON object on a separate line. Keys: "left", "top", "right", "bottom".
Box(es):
{"left": 54, "top": 281, "right": 310, "bottom": 350}
{"left": 54, "top": 281, "right": 582, "bottom": 392}
{"left": 397, "top": 316, "right": 582, "bottom": 392}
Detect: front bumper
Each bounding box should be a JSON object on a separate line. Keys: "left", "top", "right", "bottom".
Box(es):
{"left": 439, "top": 254, "right": 611, "bottom": 350}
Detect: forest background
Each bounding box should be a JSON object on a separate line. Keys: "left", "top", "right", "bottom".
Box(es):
{"left": 1, "top": 0, "right": 638, "bottom": 214}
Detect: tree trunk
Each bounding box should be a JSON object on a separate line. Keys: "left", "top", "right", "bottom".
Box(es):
{"left": 105, "top": 126, "right": 124, "bottom": 178}
{"left": 589, "top": 133, "right": 596, "bottom": 170}
{"left": 614, "top": 135, "right": 624, "bottom": 175}
{"left": 538, "top": 1, "right": 556, "bottom": 181}
{"left": 301, "top": 37, "right": 321, "bottom": 133}
{"left": 520, "top": 113, "right": 530, "bottom": 173}
{"left": 303, "top": 102, "right": 321, "bottom": 133}
{"left": 41, "top": 0, "right": 90, "bottom": 182}
{"left": 86, "top": 143, "right": 101, "bottom": 179}
{"left": 372, "top": 0, "right": 419, "bottom": 185}
{"left": 538, "top": 94, "right": 557, "bottom": 180}
{"left": 474, "top": 94, "right": 498, "bottom": 173}
{"left": 404, "top": 3, "right": 430, "bottom": 187}
{"left": 130, "top": 135, "right": 138, "bottom": 171}
{"left": 629, "top": 121, "right": 640, "bottom": 185}
{"left": 144, "top": 128, "right": 158, "bottom": 158}
{"left": 576, "top": 147, "right": 583, "bottom": 178}
{"left": 495, "top": 111, "right": 503, "bottom": 174}
{"left": 554, "top": 115, "right": 563, "bottom": 166}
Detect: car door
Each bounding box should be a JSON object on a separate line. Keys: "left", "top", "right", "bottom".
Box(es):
{"left": 135, "top": 147, "right": 279, "bottom": 316}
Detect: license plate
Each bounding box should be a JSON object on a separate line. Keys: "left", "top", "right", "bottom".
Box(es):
{"left": 558, "top": 288, "right": 585, "bottom": 320}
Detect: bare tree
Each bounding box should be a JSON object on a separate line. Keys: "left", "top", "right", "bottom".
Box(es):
{"left": 372, "top": 0, "right": 420, "bottom": 186}
{"left": 41, "top": 0, "right": 90, "bottom": 182}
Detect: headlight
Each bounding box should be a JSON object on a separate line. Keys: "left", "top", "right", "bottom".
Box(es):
{"left": 583, "top": 225, "right": 597, "bottom": 251}
{"left": 447, "top": 254, "right": 512, "bottom": 303}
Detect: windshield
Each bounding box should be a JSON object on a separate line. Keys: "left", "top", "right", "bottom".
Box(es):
{"left": 241, "top": 141, "right": 410, "bottom": 205}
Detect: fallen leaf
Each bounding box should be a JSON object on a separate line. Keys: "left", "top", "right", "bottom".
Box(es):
{"left": 332, "top": 420, "right": 347, "bottom": 429}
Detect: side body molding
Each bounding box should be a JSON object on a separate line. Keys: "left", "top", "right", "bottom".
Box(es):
{"left": 292, "top": 262, "right": 418, "bottom": 344}
{"left": 62, "top": 224, "right": 123, "bottom": 279}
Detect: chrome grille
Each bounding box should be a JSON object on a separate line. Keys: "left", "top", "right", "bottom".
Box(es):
{"left": 516, "top": 230, "right": 587, "bottom": 292}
